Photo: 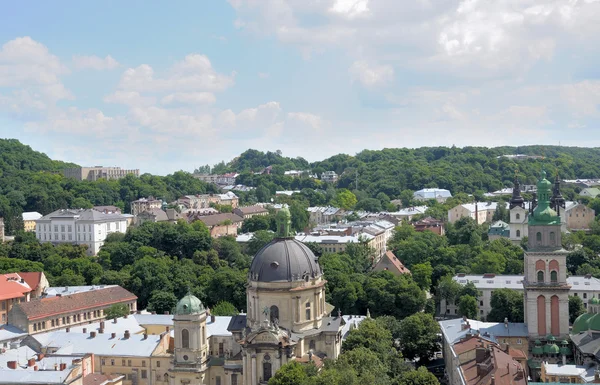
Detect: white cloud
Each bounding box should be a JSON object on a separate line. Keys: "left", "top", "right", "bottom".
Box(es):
{"left": 329, "top": 0, "right": 370, "bottom": 19}
{"left": 103, "top": 91, "right": 156, "bottom": 107}
{"left": 349, "top": 60, "right": 393, "bottom": 87}
{"left": 118, "top": 54, "right": 235, "bottom": 93}
{"left": 287, "top": 112, "right": 326, "bottom": 130}
{"left": 72, "top": 55, "right": 119, "bottom": 70}
{"left": 160, "top": 92, "right": 216, "bottom": 105}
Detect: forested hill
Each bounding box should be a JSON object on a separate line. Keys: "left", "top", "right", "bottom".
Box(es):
{"left": 0, "top": 139, "right": 219, "bottom": 234}
{"left": 208, "top": 146, "right": 600, "bottom": 197}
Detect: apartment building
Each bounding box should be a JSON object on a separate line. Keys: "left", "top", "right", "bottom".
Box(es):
{"left": 130, "top": 197, "right": 163, "bottom": 216}
{"left": 448, "top": 202, "right": 498, "bottom": 224}
{"left": 64, "top": 167, "right": 140, "bottom": 181}
{"left": 320, "top": 171, "right": 338, "bottom": 183}
{"left": 233, "top": 205, "right": 269, "bottom": 219}
{"left": 9, "top": 285, "right": 137, "bottom": 334}
{"left": 35, "top": 209, "right": 128, "bottom": 255}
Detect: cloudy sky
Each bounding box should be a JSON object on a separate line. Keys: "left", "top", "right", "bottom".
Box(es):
{"left": 1, "top": 0, "right": 600, "bottom": 174}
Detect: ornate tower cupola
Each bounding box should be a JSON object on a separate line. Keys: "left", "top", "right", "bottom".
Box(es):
{"left": 550, "top": 172, "right": 566, "bottom": 215}
{"left": 509, "top": 171, "right": 525, "bottom": 209}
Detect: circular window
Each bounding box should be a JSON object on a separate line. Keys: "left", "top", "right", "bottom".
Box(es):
{"left": 270, "top": 261, "right": 279, "bottom": 269}
{"left": 183, "top": 355, "right": 189, "bottom": 361}
{"left": 183, "top": 304, "right": 188, "bottom": 310}
{"left": 264, "top": 353, "right": 271, "bottom": 361}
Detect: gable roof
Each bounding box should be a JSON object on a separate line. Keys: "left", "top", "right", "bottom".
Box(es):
{"left": 235, "top": 206, "right": 269, "bottom": 215}
{"left": 0, "top": 273, "right": 32, "bottom": 301}
{"left": 21, "top": 212, "right": 42, "bottom": 221}
{"left": 374, "top": 251, "right": 411, "bottom": 275}
{"left": 197, "top": 213, "right": 243, "bottom": 227}
{"left": 15, "top": 286, "right": 137, "bottom": 321}
{"left": 17, "top": 272, "right": 43, "bottom": 291}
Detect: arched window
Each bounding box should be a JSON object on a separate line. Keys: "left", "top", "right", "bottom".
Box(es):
{"left": 516, "top": 230, "right": 521, "bottom": 238}
{"left": 550, "top": 232, "right": 556, "bottom": 245}
{"left": 305, "top": 302, "right": 311, "bottom": 320}
{"left": 536, "top": 232, "right": 542, "bottom": 243}
{"left": 201, "top": 326, "right": 205, "bottom": 342}
{"left": 270, "top": 305, "right": 279, "bottom": 324}
{"left": 181, "top": 329, "right": 189, "bottom": 349}
{"left": 164, "top": 374, "right": 169, "bottom": 382}
{"left": 309, "top": 340, "right": 316, "bottom": 351}
{"left": 537, "top": 271, "right": 544, "bottom": 283}
{"left": 516, "top": 213, "right": 520, "bottom": 220}
{"left": 551, "top": 271, "right": 558, "bottom": 283}
{"left": 263, "top": 362, "right": 272, "bottom": 381}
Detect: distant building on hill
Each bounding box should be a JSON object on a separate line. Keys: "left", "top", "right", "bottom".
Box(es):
{"left": 320, "top": 171, "right": 338, "bottom": 183}
{"left": 130, "top": 196, "right": 163, "bottom": 216}
{"left": 22, "top": 212, "right": 42, "bottom": 232}
{"left": 63, "top": 166, "right": 139, "bottom": 181}
{"left": 413, "top": 188, "right": 452, "bottom": 202}
{"left": 373, "top": 251, "right": 411, "bottom": 276}
{"left": 413, "top": 216, "right": 445, "bottom": 235}
{"left": 448, "top": 202, "right": 498, "bottom": 224}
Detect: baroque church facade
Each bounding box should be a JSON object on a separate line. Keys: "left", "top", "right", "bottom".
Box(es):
{"left": 169, "top": 208, "right": 352, "bottom": 385}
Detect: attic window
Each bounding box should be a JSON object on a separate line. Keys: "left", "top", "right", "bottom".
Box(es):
{"left": 270, "top": 262, "right": 279, "bottom": 269}
{"left": 183, "top": 304, "right": 188, "bottom": 310}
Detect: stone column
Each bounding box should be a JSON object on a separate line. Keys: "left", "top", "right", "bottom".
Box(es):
{"left": 251, "top": 354, "right": 257, "bottom": 385}
{"left": 242, "top": 354, "right": 247, "bottom": 385}
{"left": 296, "top": 297, "right": 301, "bottom": 323}
{"left": 545, "top": 297, "right": 551, "bottom": 336}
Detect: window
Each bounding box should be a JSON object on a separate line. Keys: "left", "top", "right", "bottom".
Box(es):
{"left": 128, "top": 360, "right": 131, "bottom": 367}
{"left": 122, "top": 359, "right": 126, "bottom": 366}
{"left": 110, "top": 359, "right": 115, "bottom": 366}
{"left": 101, "top": 359, "right": 106, "bottom": 365}
{"left": 231, "top": 374, "right": 238, "bottom": 385}
{"left": 54, "top": 234, "right": 58, "bottom": 240}
{"left": 61, "top": 234, "right": 65, "bottom": 241}
{"left": 68, "top": 234, "right": 72, "bottom": 241}
{"left": 516, "top": 230, "right": 521, "bottom": 237}
{"left": 537, "top": 271, "right": 544, "bottom": 283}
{"left": 181, "top": 329, "right": 190, "bottom": 348}
{"left": 68, "top": 225, "right": 72, "bottom": 232}
{"left": 142, "top": 360, "right": 146, "bottom": 367}
{"left": 575, "top": 293, "right": 578, "bottom": 297}
{"left": 480, "top": 301, "right": 484, "bottom": 306}
{"left": 480, "top": 310, "right": 484, "bottom": 315}
{"left": 584, "top": 293, "right": 588, "bottom": 299}
{"left": 516, "top": 213, "right": 520, "bottom": 220}
{"left": 263, "top": 362, "right": 272, "bottom": 382}
{"left": 517, "top": 339, "right": 522, "bottom": 344}
{"left": 164, "top": 374, "right": 169, "bottom": 382}
{"left": 550, "top": 232, "right": 556, "bottom": 245}
{"left": 202, "top": 326, "right": 205, "bottom": 341}
{"left": 61, "top": 225, "right": 65, "bottom": 232}
{"left": 305, "top": 302, "right": 311, "bottom": 320}
{"left": 551, "top": 271, "right": 558, "bottom": 283}
{"left": 219, "top": 342, "right": 224, "bottom": 356}
{"left": 270, "top": 305, "right": 279, "bottom": 324}
{"left": 536, "top": 232, "right": 542, "bottom": 243}
{"left": 141, "top": 370, "right": 147, "bottom": 379}
{"left": 156, "top": 361, "right": 160, "bottom": 368}
{"left": 54, "top": 225, "right": 58, "bottom": 232}
{"left": 309, "top": 340, "right": 316, "bottom": 351}
{"left": 216, "top": 376, "right": 221, "bottom": 385}
{"left": 1, "top": 302, "right": 5, "bottom": 310}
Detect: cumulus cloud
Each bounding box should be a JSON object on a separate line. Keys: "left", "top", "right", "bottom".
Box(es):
{"left": 287, "top": 112, "right": 326, "bottom": 130}
{"left": 160, "top": 92, "right": 216, "bottom": 105}
{"left": 72, "top": 55, "right": 120, "bottom": 70}
{"left": 349, "top": 60, "right": 394, "bottom": 87}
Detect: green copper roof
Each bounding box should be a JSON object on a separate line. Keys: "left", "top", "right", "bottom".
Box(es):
{"left": 175, "top": 292, "right": 205, "bottom": 315}
{"left": 572, "top": 313, "right": 594, "bottom": 334}
{"left": 534, "top": 339, "right": 542, "bottom": 345}
{"left": 588, "top": 313, "right": 600, "bottom": 331}
{"left": 532, "top": 346, "right": 544, "bottom": 355}
{"left": 529, "top": 170, "right": 561, "bottom": 225}
{"left": 544, "top": 343, "right": 560, "bottom": 354}
{"left": 546, "top": 334, "right": 556, "bottom": 342}
{"left": 591, "top": 297, "right": 600, "bottom": 305}
{"left": 275, "top": 207, "right": 292, "bottom": 237}
{"left": 559, "top": 346, "right": 572, "bottom": 356}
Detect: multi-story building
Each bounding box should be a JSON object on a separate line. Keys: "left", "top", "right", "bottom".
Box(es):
{"left": 93, "top": 206, "right": 122, "bottom": 214}
{"left": 413, "top": 216, "right": 445, "bottom": 236}
{"left": 216, "top": 173, "right": 238, "bottom": 186}
{"left": 294, "top": 233, "right": 376, "bottom": 255}
{"left": 233, "top": 205, "right": 269, "bottom": 219}
{"left": 63, "top": 167, "right": 140, "bottom": 181}
{"left": 22, "top": 212, "right": 42, "bottom": 232}
{"left": 387, "top": 206, "right": 429, "bottom": 222}
{"left": 413, "top": 188, "right": 452, "bottom": 202}
{"left": 9, "top": 285, "right": 137, "bottom": 334}
{"left": 193, "top": 174, "right": 219, "bottom": 184}
{"left": 320, "top": 171, "right": 338, "bottom": 183}
{"left": 448, "top": 202, "right": 498, "bottom": 224}
{"left": 135, "top": 209, "right": 182, "bottom": 226}
{"left": 178, "top": 192, "right": 239, "bottom": 210}
{"left": 196, "top": 213, "right": 244, "bottom": 238}
{"left": 35, "top": 209, "right": 128, "bottom": 255}
{"left": 130, "top": 197, "right": 163, "bottom": 216}
{"left": 0, "top": 273, "right": 34, "bottom": 325}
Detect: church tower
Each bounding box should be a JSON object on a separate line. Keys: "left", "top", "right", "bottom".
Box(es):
{"left": 523, "top": 170, "right": 570, "bottom": 339}
{"left": 169, "top": 292, "right": 209, "bottom": 385}
{"left": 509, "top": 172, "right": 528, "bottom": 243}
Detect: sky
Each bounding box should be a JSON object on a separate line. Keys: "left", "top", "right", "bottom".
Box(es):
{"left": 1, "top": 0, "right": 600, "bottom": 175}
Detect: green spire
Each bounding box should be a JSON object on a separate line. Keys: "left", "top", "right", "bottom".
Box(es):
{"left": 529, "top": 169, "right": 560, "bottom": 225}
{"left": 275, "top": 207, "right": 292, "bottom": 238}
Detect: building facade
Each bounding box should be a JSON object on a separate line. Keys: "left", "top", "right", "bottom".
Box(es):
{"left": 64, "top": 167, "right": 140, "bottom": 181}
{"left": 22, "top": 212, "right": 42, "bottom": 232}
{"left": 35, "top": 209, "right": 128, "bottom": 255}
{"left": 131, "top": 197, "right": 163, "bottom": 216}
{"left": 448, "top": 202, "right": 497, "bottom": 224}
{"left": 320, "top": 171, "right": 338, "bottom": 184}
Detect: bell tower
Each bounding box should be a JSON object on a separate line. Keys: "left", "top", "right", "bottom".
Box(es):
{"left": 523, "top": 170, "right": 570, "bottom": 340}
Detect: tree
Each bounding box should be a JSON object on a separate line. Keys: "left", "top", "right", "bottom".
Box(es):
{"left": 399, "top": 367, "right": 440, "bottom": 385}
{"left": 569, "top": 295, "right": 585, "bottom": 324}
{"left": 241, "top": 215, "right": 271, "bottom": 233}
{"left": 411, "top": 262, "right": 433, "bottom": 291}
{"left": 267, "top": 361, "right": 312, "bottom": 385}
{"left": 147, "top": 291, "right": 178, "bottom": 315}
{"left": 487, "top": 288, "right": 524, "bottom": 323}
{"left": 342, "top": 318, "right": 393, "bottom": 359}
{"left": 436, "top": 275, "right": 462, "bottom": 316}
{"left": 211, "top": 301, "right": 239, "bottom": 316}
{"left": 247, "top": 230, "right": 275, "bottom": 256}
{"left": 458, "top": 295, "right": 478, "bottom": 319}
{"left": 332, "top": 189, "right": 357, "bottom": 210}
{"left": 397, "top": 313, "right": 440, "bottom": 362}
{"left": 105, "top": 303, "right": 130, "bottom": 319}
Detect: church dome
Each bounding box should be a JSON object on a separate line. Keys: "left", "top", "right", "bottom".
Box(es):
{"left": 249, "top": 238, "right": 321, "bottom": 283}
{"left": 544, "top": 343, "right": 560, "bottom": 355}
{"left": 572, "top": 313, "right": 594, "bottom": 334}
{"left": 175, "top": 293, "right": 205, "bottom": 315}
{"left": 587, "top": 313, "right": 600, "bottom": 332}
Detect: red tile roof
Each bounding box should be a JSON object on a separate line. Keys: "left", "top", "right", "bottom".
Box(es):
{"left": 17, "top": 272, "right": 43, "bottom": 291}
{"left": 457, "top": 341, "right": 526, "bottom": 385}
{"left": 376, "top": 251, "right": 411, "bottom": 275}
{"left": 0, "top": 273, "right": 32, "bottom": 301}
{"left": 16, "top": 286, "right": 137, "bottom": 320}
{"left": 83, "top": 373, "right": 124, "bottom": 385}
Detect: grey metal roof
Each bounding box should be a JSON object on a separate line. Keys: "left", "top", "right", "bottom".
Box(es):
{"left": 227, "top": 314, "right": 247, "bottom": 332}
{"left": 249, "top": 239, "right": 322, "bottom": 282}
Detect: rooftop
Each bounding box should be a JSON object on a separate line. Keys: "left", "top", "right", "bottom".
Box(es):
{"left": 0, "top": 273, "right": 32, "bottom": 301}
{"left": 453, "top": 274, "right": 600, "bottom": 291}
{"left": 22, "top": 212, "right": 42, "bottom": 221}
{"left": 196, "top": 213, "right": 243, "bottom": 227}
{"left": 37, "top": 209, "right": 127, "bottom": 223}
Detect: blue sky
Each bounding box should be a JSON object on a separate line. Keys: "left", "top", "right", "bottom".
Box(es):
{"left": 1, "top": 0, "right": 600, "bottom": 174}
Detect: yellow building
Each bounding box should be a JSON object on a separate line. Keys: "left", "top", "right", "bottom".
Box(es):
{"left": 23, "top": 212, "right": 42, "bottom": 232}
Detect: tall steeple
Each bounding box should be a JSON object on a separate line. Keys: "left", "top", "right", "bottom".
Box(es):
{"left": 550, "top": 172, "right": 566, "bottom": 215}
{"left": 509, "top": 170, "right": 525, "bottom": 209}
{"left": 529, "top": 170, "right": 560, "bottom": 227}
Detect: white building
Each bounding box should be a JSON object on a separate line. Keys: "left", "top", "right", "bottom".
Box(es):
{"left": 35, "top": 209, "right": 128, "bottom": 255}
{"left": 413, "top": 188, "right": 452, "bottom": 202}
{"left": 442, "top": 274, "right": 600, "bottom": 319}
{"left": 320, "top": 171, "right": 338, "bottom": 183}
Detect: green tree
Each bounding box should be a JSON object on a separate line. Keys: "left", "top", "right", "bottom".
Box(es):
{"left": 105, "top": 303, "right": 130, "bottom": 319}
{"left": 399, "top": 367, "right": 440, "bottom": 385}
{"left": 411, "top": 262, "right": 433, "bottom": 291}
{"left": 211, "top": 301, "right": 239, "bottom": 316}
{"left": 147, "top": 291, "right": 178, "bottom": 315}
{"left": 397, "top": 313, "right": 440, "bottom": 362}
{"left": 458, "top": 295, "right": 478, "bottom": 319}
{"left": 569, "top": 295, "right": 585, "bottom": 324}
{"left": 268, "top": 361, "right": 312, "bottom": 385}
{"left": 342, "top": 318, "right": 394, "bottom": 359}
{"left": 332, "top": 189, "right": 357, "bottom": 210}
{"left": 487, "top": 288, "right": 524, "bottom": 323}
{"left": 436, "top": 275, "right": 462, "bottom": 316}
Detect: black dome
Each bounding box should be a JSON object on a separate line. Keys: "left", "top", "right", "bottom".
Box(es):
{"left": 249, "top": 238, "right": 322, "bottom": 283}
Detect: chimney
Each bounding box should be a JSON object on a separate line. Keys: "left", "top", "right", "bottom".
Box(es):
{"left": 7, "top": 361, "right": 17, "bottom": 370}
{"left": 124, "top": 330, "right": 130, "bottom": 339}
{"left": 113, "top": 317, "right": 117, "bottom": 324}
{"left": 143, "top": 333, "right": 148, "bottom": 340}
{"left": 166, "top": 326, "right": 170, "bottom": 333}
{"left": 34, "top": 365, "right": 38, "bottom": 371}
{"left": 66, "top": 327, "right": 70, "bottom": 333}
{"left": 475, "top": 347, "right": 487, "bottom": 364}
{"left": 90, "top": 331, "right": 96, "bottom": 338}
{"left": 99, "top": 321, "right": 105, "bottom": 329}
{"left": 124, "top": 314, "right": 128, "bottom": 319}
{"left": 211, "top": 315, "right": 216, "bottom": 323}
{"left": 490, "top": 375, "right": 495, "bottom": 385}
{"left": 111, "top": 332, "right": 116, "bottom": 339}
{"left": 37, "top": 353, "right": 44, "bottom": 361}
{"left": 54, "top": 363, "right": 58, "bottom": 371}
{"left": 28, "top": 358, "right": 35, "bottom": 367}
{"left": 83, "top": 328, "right": 87, "bottom": 334}
{"left": 60, "top": 363, "right": 67, "bottom": 371}
{"left": 99, "top": 327, "right": 104, "bottom": 334}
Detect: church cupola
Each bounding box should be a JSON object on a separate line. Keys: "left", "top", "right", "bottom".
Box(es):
{"left": 509, "top": 171, "right": 525, "bottom": 209}
{"left": 550, "top": 172, "right": 566, "bottom": 215}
